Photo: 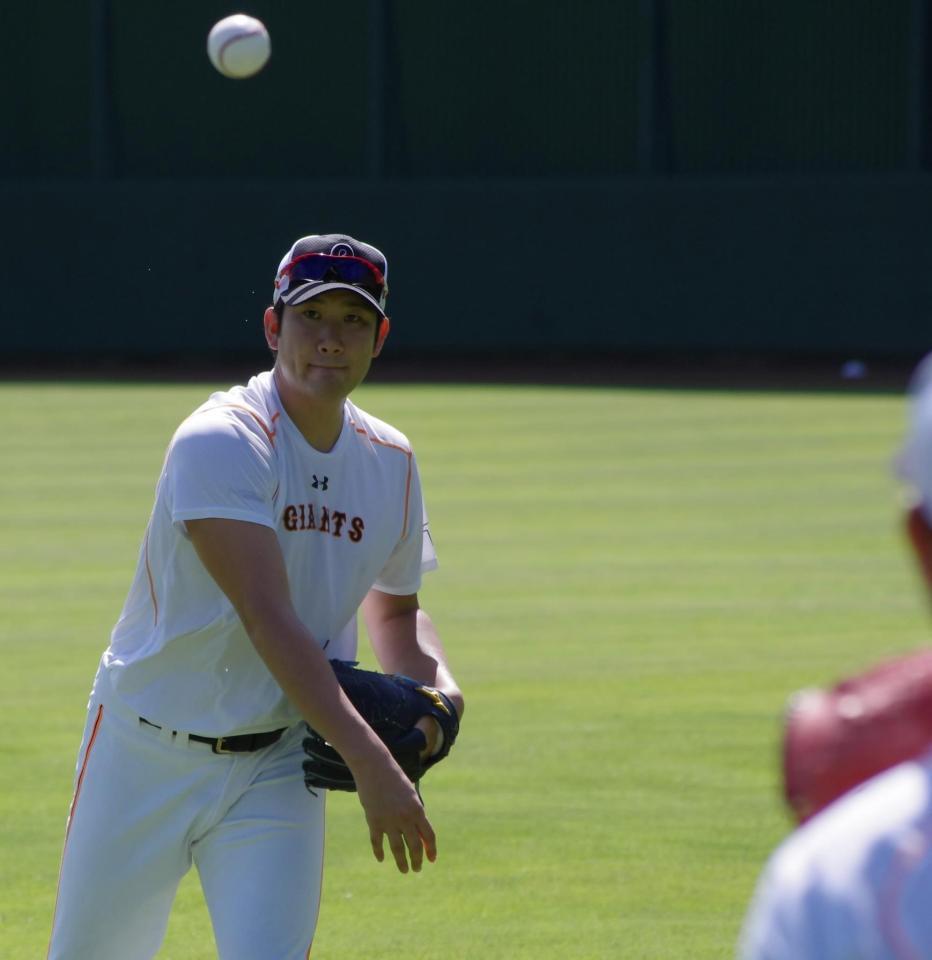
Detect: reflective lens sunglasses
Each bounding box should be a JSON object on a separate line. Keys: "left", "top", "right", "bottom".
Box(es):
{"left": 279, "top": 253, "right": 386, "bottom": 301}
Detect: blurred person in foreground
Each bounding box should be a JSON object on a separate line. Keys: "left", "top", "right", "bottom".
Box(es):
{"left": 737, "top": 355, "right": 932, "bottom": 960}
{"left": 46, "top": 233, "right": 464, "bottom": 959}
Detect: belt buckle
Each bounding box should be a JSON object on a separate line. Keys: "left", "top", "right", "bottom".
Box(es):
{"left": 212, "top": 736, "right": 234, "bottom": 755}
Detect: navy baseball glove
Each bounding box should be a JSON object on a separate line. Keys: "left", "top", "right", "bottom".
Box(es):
{"left": 302, "top": 660, "right": 460, "bottom": 793}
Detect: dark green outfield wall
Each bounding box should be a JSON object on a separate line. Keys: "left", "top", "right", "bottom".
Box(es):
{"left": 5, "top": 176, "right": 932, "bottom": 361}
{"left": 3, "top": 1, "right": 932, "bottom": 361}
{"left": 4, "top": 1, "right": 912, "bottom": 179}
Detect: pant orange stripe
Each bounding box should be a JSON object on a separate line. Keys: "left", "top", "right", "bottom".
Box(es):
{"left": 65, "top": 704, "right": 104, "bottom": 840}
{"left": 305, "top": 798, "right": 327, "bottom": 958}
{"left": 46, "top": 704, "right": 105, "bottom": 958}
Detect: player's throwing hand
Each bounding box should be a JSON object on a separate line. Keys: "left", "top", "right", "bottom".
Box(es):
{"left": 356, "top": 754, "right": 437, "bottom": 872}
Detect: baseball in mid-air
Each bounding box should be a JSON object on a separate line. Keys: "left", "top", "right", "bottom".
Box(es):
{"left": 207, "top": 14, "right": 270, "bottom": 79}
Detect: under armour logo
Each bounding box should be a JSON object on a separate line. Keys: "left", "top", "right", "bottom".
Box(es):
{"left": 312, "top": 475, "right": 329, "bottom": 491}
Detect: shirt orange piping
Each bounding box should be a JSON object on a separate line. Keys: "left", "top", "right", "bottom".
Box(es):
{"left": 144, "top": 526, "right": 159, "bottom": 627}
{"left": 216, "top": 403, "right": 279, "bottom": 447}
{"left": 349, "top": 419, "right": 413, "bottom": 540}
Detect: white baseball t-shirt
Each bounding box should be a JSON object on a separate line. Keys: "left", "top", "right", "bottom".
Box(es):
{"left": 738, "top": 754, "right": 932, "bottom": 960}
{"left": 101, "top": 371, "right": 437, "bottom": 736}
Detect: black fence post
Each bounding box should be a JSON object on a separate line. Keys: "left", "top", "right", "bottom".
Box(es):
{"left": 90, "top": 0, "right": 116, "bottom": 179}
{"left": 909, "top": 0, "right": 929, "bottom": 171}
{"left": 367, "top": 0, "right": 389, "bottom": 180}
{"left": 638, "top": 0, "right": 673, "bottom": 175}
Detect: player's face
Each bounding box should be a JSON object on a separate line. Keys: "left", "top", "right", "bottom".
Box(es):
{"left": 265, "top": 291, "right": 386, "bottom": 404}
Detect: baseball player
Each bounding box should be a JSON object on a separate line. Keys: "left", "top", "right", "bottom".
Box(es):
{"left": 46, "top": 233, "right": 465, "bottom": 960}
{"left": 737, "top": 354, "right": 932, "bottom": 959}
{"left": 738, "top": 754, "right": 932, "bottom": 959}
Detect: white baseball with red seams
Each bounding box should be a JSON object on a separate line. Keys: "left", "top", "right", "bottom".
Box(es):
{"left": 207, "top": 14, "right": 270, "bottom": 79}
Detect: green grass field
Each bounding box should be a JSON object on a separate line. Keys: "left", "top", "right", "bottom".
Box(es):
{"left": 1, "top": 377, "right": 927, "bottom": 959}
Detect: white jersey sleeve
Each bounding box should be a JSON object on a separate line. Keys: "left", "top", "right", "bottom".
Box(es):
{"left": 737, "top": 758, "right": 932, "bottom": 960}
{"left": 166, "top": 406, "right": 278, "bottom": 531}
{"left": 372, "top": 452, "right": 438, "bottom": 596}
{"left": 897, "top": 353, "right": 932, "bottom": 519}
{"left": 737, "top": 855, "right": 817, "bottom": 960}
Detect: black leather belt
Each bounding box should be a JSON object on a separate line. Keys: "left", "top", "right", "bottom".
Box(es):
{"left": 139, "top": 717, "right": 287, "bottom": 755}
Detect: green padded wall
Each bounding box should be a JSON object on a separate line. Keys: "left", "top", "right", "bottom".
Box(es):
{"left": 2, "top": 2, "right": 930, "bottom": 362}
{"left": 1, "top": 2, "right": 95, "bottom": 176}
{"left": 668, "top": 0, "right": 911, "bottom": 172}
{"left": 390, "top": 0, "right": 641, "bottom": 176}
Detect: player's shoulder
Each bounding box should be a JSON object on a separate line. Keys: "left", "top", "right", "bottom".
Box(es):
{"left": 908, "top": 352, "right": 932, "bottom": 399}
{"left": 741, "top": 804, "right": 872, "bottom": 957}
{"left": 344, "top": 399, "right": 413, "bottom": 456}
{"left": 177, "top": 371, "right": 281, "bottom": 451}
{"left": 907, "top": 355, "right": 932, "bottom": 430}
{"left": 771, "top": 757, "right": 932, "bottom": 884}
{"left": 742, "top": 760, "right": 932, "bottom": 958}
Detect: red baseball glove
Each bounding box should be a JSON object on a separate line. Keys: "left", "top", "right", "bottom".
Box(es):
{"left": 782, "top": 648, "right": 932, "bottom": 823}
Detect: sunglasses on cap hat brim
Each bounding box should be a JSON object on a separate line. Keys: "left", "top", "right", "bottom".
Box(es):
{"left": 276, "top": 253, "right": 387, "bottom": 309}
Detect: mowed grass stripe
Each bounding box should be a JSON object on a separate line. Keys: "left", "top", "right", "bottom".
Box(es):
{"left": 0, "top": 380, "right": 925, "bottom": 959}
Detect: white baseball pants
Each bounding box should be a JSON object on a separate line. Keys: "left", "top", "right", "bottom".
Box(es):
{"left": 47, "top": 671, "right": 326, "bottom": 959}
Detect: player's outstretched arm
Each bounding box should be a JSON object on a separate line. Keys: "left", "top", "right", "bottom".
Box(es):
{"left": 186, "top": 517, "right": 436, "bottom": 873}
